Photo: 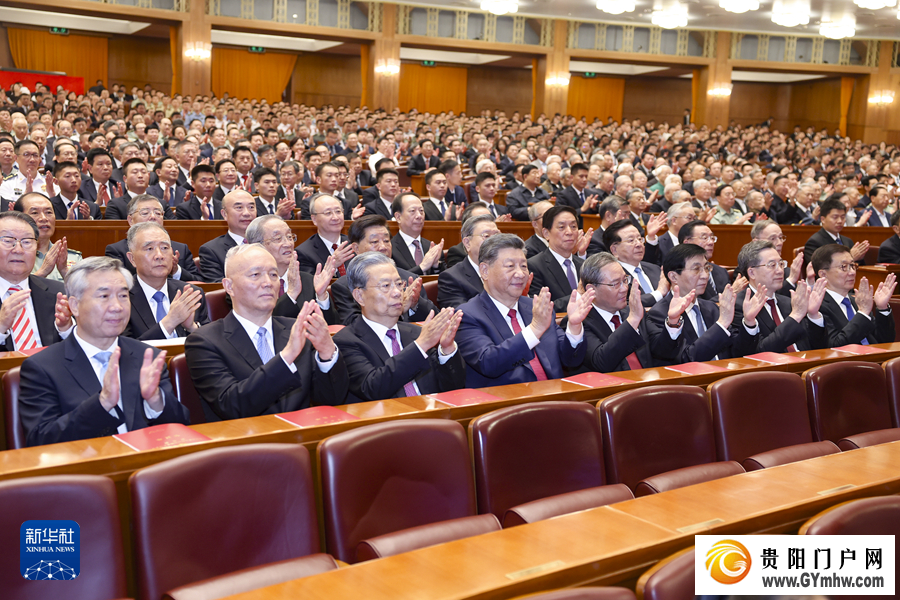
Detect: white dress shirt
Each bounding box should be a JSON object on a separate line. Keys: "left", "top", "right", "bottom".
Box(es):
{"left": 486, "top": 293, "right": 583, "bottom": 349}
{"left": 231, "top": 310, "right": 339, "bottom": 373}
{"left": 136, "top": 276, "right": 176, "bottom": 339}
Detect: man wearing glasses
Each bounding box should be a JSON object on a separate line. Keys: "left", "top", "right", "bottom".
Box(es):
{"left": 657, "top": 201, "right": 695, "bottom": 260}
{"left": 732, "top": 240, "right": 829, "bottom": 355}
{"left": 528, "top": 205, "right": 591, "bottom": 313}
{"left": 803, "top": 197, "right": 869, "bottom": 268}
{"left": 438, "top": 214, "right": 498, "bottom": 309}
{"left": 750, "top": 221, "right": 803, "bottom": 297}
{"left": 679, "top": 220, "right": 731, "bottom": 302}
{"left": 811, "top": 244, "right": 895, "bottom": 347}
{"left": 0, "top": 140, "right": 46, "bottom": 208}
{"left": 295, "top": 194, "right": 354, "bottom": 277}
{"left": 603, "top": 220, "right": 667, "bottom": 308}
{"left": 333, "top": 251, "right": 465, "bottom": 403}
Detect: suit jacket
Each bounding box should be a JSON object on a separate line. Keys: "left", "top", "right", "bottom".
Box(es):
{"left": 147, "top": 182, "right": 187, "bottom": 210}
{"left": 124, "top": 278, "right": 210, "bottom": 341}
{"left": 437, "top": 258, "right": 484, "bottom": 309}
{"left": 175, "top": 196, "right": 223, "bottom": 220}
{"left": 391, "top": 233, "right": 440, "bottom": 275}
{"left": 333, "top": 318, "right": 465, "bottom": 403}
{"left": 19, "top": 334, "right": 189, "bottom": 446}
{"left": 527, "top": 249, "right": 582, "bottom": 313}
{"left": 444, "top": 242, "right": 467, "bottom": 269}
{"left": 586, "top": 227, "right": 608, "bottom": 255}
{"left": 295, "top": 233, "right": 348, "bottom": 276}
{"left": 362, "top": 197, "right": 393, "bottom": 219}
{"left": 658, "top": 233, "right": 677, "bottom": 260}
{"left": 628, "top": 212, "right": 651, "bottom": 234}
{"left": 524, "top": 235, "right": 548, "bottom": 259}
{"left": 646, "top": 295, "right": 754, "bottom": 364}
{"left": 198, "top": 233, "right": 238, "bottom": 282}
{"left": 649, "top": 198, "right": 672, "bottom": 214}
{"left": 50, "top": 194, "right": 101, "bottom": 220}
{"left": 77, "top": 178, "right": 119, "bottom": 204}
{"left": 423, "top": 198, "right": 445, "bottom": 221}
{"left": 0, "top": 275, "right": 65, "bottom": 351}
{"left": 456, "top": 291, "right": 585, "bottom": 387}
{"left": 175, "top": 167, "right": 193, "bottom": 191}
{"left": 506, "top": 185, "right": 550, "bottom": 221}
{"left": 298, "top": 190, "right": 357, "bottom": 220}
{"left": 445, "top": 185, "right": 467, "bottom": 206}
{"left": 626, "top": 261, "right": 662, "bottom": 308}
{"left": 555, "top": 186, "right": 599, "bottom": 218}
{"left": 330, "top": 268, "right": 436, "bottom": 325}
{"left": 731, "top": 289, "right": 828, "bottom": 355}
{"left": 407, "top": 154, "right": 440, "bottom": 176}
{"left": 213, "top": 185, "right": 242, "bottom": 203}
{"left": 105, "top": 238, "right": 202, "bottom": 282}
{"left": 355, "top": 170, "right": 376, "bottom": 188}
{"left": 576, "top": 307, "right": 653, "bottom": 373}
{"left": 878, "top": 235, "right": 900, "bottom": 264}
{"left": 803, "top": 229, "right": 857, "bottom": 267}
{"left": 862, "top": 208, "right": 892, "bottom": 228}
{"left": 184, "top": 312, "right": 349, "bottom": 421}
{"left": 103, "top": 194, "right": 134, "bottom": 220}
{"left": 819, "top": 293, "right": 895, "bottom": 347}
{"left": 254, "top": 197, "right": 293, "bottom": 220}
{"left": 697, "top": 263, "right": 731, "bottom": 303}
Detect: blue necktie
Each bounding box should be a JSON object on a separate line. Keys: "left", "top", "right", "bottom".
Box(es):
{"left": 94, "top": 351, "right": 125, "bottom": 426}
{"left": 692, "top": 305, "right": 706, "bottom": 336}
{"left": 634, "top": 266, "right": 652, "bottom": 293}
{"left": 255, "top": 326, "right": 275, "bottom": 363}
{"left": 841, "top": 297, "right": 869, "bottom": 345}
{"left": 152, "top": 291, "right": 167, "bottom": 323}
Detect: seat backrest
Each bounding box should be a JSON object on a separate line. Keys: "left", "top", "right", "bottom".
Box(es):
{"left": 318, "top": 419, "right": 476, "bottom": 563}
{"left": 865, "top": 244, "right": 880, "bottom": 266}
{"left": 423, "top": 280, "right": 439, "bottom": 306}
{"left": 889, "top": 298, "right": 900, "bottom": 343}
{"left": 169, "top": 354, "right": 206, "bottom": 425}
{"left": 205, "top": 288, "right": 230, "bottom": 322}
{"left": 130, "top": 444, "right": 318, "bottom": 600}
{"left": 598, "top": 385, "right": 716, "bottom": 491}
{"left": 0, "top": 475, "right": 126, "bottom": 600}
{"left": 709, "top": 371, "right": 812, "bottom": 462}
{"left": 2, "top": 366, "right": 25, "bottom": 450}
{"left": 804, "top": 361, "right": 892, "bottom": 443}
{"left": 882, "top": 357, "right": 900, "bottom": 428}
{"left": 800, "top": 496, "right": 900, "bottom": 536}
{"left": 636, "top": 547, "right": 695, "bottom": 600}
{"left": 469, "top": 401, "right": 606, "bottom": 519}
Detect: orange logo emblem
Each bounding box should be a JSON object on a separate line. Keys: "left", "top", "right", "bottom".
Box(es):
{"left": 705, "top": 539, "right": 752, "bottom": 584}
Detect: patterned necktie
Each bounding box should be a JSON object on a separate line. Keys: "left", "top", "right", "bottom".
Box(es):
{"left": 94, "top": 351, "right": 126, "bottom": 426}
{"left": 152, "top": 291, "right": 167, "bottom": 323}
{"left": 7, "top": 286, "right": 38, "bottom": 350}
{"left": 507, "top": 308, "right": 548, "bottom": 381}
{"left": 385, "top": 329, "right": 418, "bottom": 397}
{"left": 691, "top": 305, "right": 706, "bottom": 336}
{"left": 634, "top": 266, "right": 652, "bottom": 294}
{"left": 767, "top": 298, "right": 799, "bottom": 352}
{"left": 332, "top": 243, "right": 346, "bottom": 276}
{"left": 255, "top": 327, "right": 275, "bottom": 363}
{"left": 841, "top": 297, "right": 869, "bottom": 345}
{"left": 278, "top": 279, "right": 285, "bottom": 297}
{"left": 610, "top": 314, "right": 643, "bottom": 370}
{"left": 412, "top": 239, "right": 424, "bottom": 264}
{"left": 563, "top": 259, "right": 577, "bottom": 290}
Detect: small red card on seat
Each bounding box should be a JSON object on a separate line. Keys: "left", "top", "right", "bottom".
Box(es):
{"left": 427, "top": 389, "right": 502, "bottom": 406}
{"left": 19, "top": 346, "right": 45, "bottom": 356}
{"left": 113, "top": 423, "right": 211, "bottom": 451}
{"left": 275, "top": 406, "right": 359, "bottom": 428}
{"left": 327, "top": 325, "right": 345, "bottom": 335}
{"left": 745, "top": 352, "right": 807, "bottom": 365}
{"left": 664, "top": 362, "right": 728, "bottom": 375}
{"left": 833, "top": 344, "right": 885, "bottom": 355}
{"left": 562, "top": 372, "right": 632, "bottom": 388}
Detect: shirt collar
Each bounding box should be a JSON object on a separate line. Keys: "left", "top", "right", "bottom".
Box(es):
{"left": 398, "top": 229, "right": 421, "bottom": 248}
{"left": 227, "top": 230, "right": 246, "bottom": 245}
{"left": 231, "top": 310, "right": 273, "bottom": 344}
{"left": 136, "top": 275, "right": 167, "bottom": 305}
{"left": 73, "top": 326, "right": 118, "bottom": 359}
{"left": 825, "top": 287, "right": 849, "bottom": 304}
{"left": 487, "top": 291, "right": 519, "bottom": 315}
{"left": 361, "top": 315, "right": 399, "bottom": 342}
{"left": 592, "top": 304, "right": 620, "bottom": 327}
{"left": 0, "top": 275, "right": 29, "bottom": 296}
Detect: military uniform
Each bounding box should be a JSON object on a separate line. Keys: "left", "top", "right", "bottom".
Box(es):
{"left": 0, "top": 171, "right": 48, "bottom": 204}
{"left": 33, "top": 242, "right": 82, "bottom": 283}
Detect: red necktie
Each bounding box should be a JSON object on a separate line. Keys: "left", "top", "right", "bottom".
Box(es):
{"left": 8, "top": 286, "right": 38, "bottom": 350}
{"left": 278, "top": 279, "right": 285, "bottom": 297}
{"left": 767, "top": 298, "right": 799, "bottom": 353}
{"left": 332, "top": 243, "right": 346, "bottom": 276}
{"left": 507, "top": 308, "right": 548, "bottom": 381}
{"left": 610, "top": 314, "right": 643, "bottom": 370}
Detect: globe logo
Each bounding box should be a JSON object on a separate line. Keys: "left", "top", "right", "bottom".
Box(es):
{"left": 705, "top": 539, "right": 752, "bottom": 585}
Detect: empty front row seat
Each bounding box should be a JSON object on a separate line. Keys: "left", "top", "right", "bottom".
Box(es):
{"left": 469, "top": 401, "right": 632, "bottom": 528}
{"left": 636, "top": 547, "right": 695, "bottom": 600}
{"left": 598, "top": 386, "right": 744, "bottom": 496}
{"left": 708, "top": 372, "right": 839, "bottom": 470}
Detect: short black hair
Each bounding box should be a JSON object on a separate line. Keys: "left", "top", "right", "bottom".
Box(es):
{"left": 819, "top": 197, "right": 846, "bottom": 220}
{"left": 541, "top": 205, "right": 577, "bottom": 231}
{"left": 348, "top": 215, "right": 388, "bottom": 244}
{"left": 811, "top": 243, "right": 852, "bottom": 277}
{"left": 253, "top": 166, "right": 277, "bottom": 184}
{"left": 190, "top": 164, "right": 216, "bottom": 180}
{"left": 603, "top": 218, "right": 641, "bottom": 250}
{"left": 678, "top": 219, "right": 710, "bottom": 244}
{"left": 663, "top": 243, "right": 707, "bottom": 281}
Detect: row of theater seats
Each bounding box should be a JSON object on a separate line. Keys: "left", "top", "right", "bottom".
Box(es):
{"left": 5, "top": 357, "right": 900, "bottom": 600}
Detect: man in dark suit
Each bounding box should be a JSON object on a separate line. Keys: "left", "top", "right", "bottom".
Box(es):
{"left": 657, "top": 201, "right": 695, "bottom": 260}
{"left": 295, "top": 193, "right": 353, "bottom": 277}
{"left": 603, "top": 220, "right": 666, "bottom": 308}
{"left": 473, "top": 171, "right": 509, "bottom": 220}
{"left": 253, "top": 167, "right": 295, "bottom": 220}
{"left": 390, "top": 193, "right": 444, "bottom": 276}
{"left": 213, "top": 157, "right": 243, "bottom": 203}
{"left": 523, "top": 201, "right": 552, "bottom": 259}
{"left": 528, "top": 205, "right": 586, "bottom": 313}
{"left": 298, "top": 163, "right": 348, "bottom": 219}
{"left": 330, "top": 215, "right": 437, "bottom": 324}
{"left": 439, "top": 160, "right": 468, "bottom": 207}
{"left": 878, "top": 211, "right": 900, "bottom": 264}
{"left": 19, "top": 256, "right": 189, "bottom": 446}
{"left": 199, "top": 189, "right": 256, "bottom": 282}
{"left": 362, "top": 167, "right": 399, "bottom": 219}
{"left": 122, "top": 222, "right": 209, "bottom": 341}
{"left": 175, "top": 165, "right": 221, "bottom": 221}
{"left": 50, "top": 161, "right": 101, "bottom": 220}
{"left": 184, "top": 244, "right": 349, "bottom": 421}
{"left": 77, "top": 148, "right": 120, "bottom": 205}
{"left": 645, "top": 244, "right": 755, "bottom": 365}
{"left": 505, "top": 165, "right": 550, "bottom": 221}
{"left": 438, "top": 214, "right": 498, "bottom": 309}
{"left": 147, "top": 155, "right": 187, "bottom": 212}
{"left": 407, "top": 139, "right": 440, "bottom": 176}
{"left": 456, "top": 234, "right": 592, "bottom": 388}
{"left": 678, "top": 220, "right": 730, "bottom": 302}
{"left": 859, "top": 186, "right": 892, "bottom": 228}
{"left": 803, "top": 197, "right": 869, "bottom": 267}
{"left": 732, "top": 240, "right": 828, "bottom": 355}
{"left": 333, "top": 251, "right": 465, "bottom": 403}
{"left": 105, "top": 194, "right": 202, "bottom": 282}
{"left": 444, "top": 202, "right": 492, "bottom": 269}
{"left": 555, "top": 163, "right": 599, "bottom": 224}
{"left": 811, "top": 244, "right": 896, "bottom": 347}
{"left": 172, "top": 139, "right": 198, "bottom": 190}
{"left": 104, "top": 158, "right": 154, "bottom": 220}
{"left": 572, "top": 252, "right": 653, "bottom": 373}
{"left": 422, "top": 169, "right": 451, "bottom": 221}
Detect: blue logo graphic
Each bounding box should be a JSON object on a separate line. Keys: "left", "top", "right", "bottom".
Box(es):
{"left": 20, "top": 520, "right": 80, "bottom": 580}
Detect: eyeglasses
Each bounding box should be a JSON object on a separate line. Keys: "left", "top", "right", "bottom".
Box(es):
{"left": 0, "top": 236, "right": 38, "bottom": 250}
{"left": 311, "top": 210, "right": 343, "bottom": 218}
{"left": 367, "top": 279, "right": 407, "bottom": 294}
{"left": 764, "top": 234, "right": 787, "bottom": 242}
{"left": 753, "top": 259, "right": 788, "bottom": 270}
{"left": 18, "top": 152, "right": 40, "bottom": 160}
{"left": 264, "top": 233, "right": 297, "bottom": 244}
{"left": 828, "top": 262, "right": 858, "bottom": 272}
{"left": 589, "top": 275, "right": 633, "bottom": 290}
{"left": 679, "top": 263, "right": 714, "bottom": 275}
{"left": 616, "top": 236, "right": 644, "bottom": 246}
{"left": 688, "top": 235, "right": 718, "bottom": 243}
{"left": 137, "top": 209, "right": 165, "bottom": 218}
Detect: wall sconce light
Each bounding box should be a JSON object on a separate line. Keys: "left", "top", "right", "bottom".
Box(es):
{"left": 708, "top": 83, "right": 733, "bottom": 97}
{"left": 545, "top": 75, "right": 571, "bottom": 87}
{"left": 374, "top": 59, "right": 400, "bottom": 76}
{"left": 869, "top": 91, "right": 895, "bottom": 106}
{"left": 184, "top": 42, "right": 211, "bottom": 61}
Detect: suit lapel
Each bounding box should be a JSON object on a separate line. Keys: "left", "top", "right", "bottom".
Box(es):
{"left": 223, "top": 313, "right": 263, "bottom": 370}
{"left": 543, "top": 252, "right": 573, "bottom": 294}
{"left": 118, "top": 339, "right": 142, "bottom": 431}
{"left": 130, "top": 286, "right": 157, "bottom": 333}
{"left": 63, "top": 335, "right": 102, "bottom": 397}
{"left": 29, "top": 276, "right": 55, "bottom": 346}
{"left": 479, "top": 292, "right": 513, "bottom": 341}
{"left": 393, "top": 237, "right": 415, "bottom": 268}
{"left": 354, "top": 319, "right": 392, "bottom": 364}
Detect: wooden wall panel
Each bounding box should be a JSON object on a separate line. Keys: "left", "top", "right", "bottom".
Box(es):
{"left": 292, "top": 53, "right": 361, "bottom": 108}
{"left": 0, "top": 26, "right": 14, "bottom": 71}
{"left": 466, "top": 66, "right": 531, "bottom": 116}
{"left": 108, "top": 36, "right": 172, "bottom": 95}
{"left": 730, "top": 82, "right": 786, "bottom": 128}
{"left": 567, "top": 75, "right": 624, "bottom": 123}
{"left": 788, "top": 77, "right": 841, "bottom": 131}
{"left": 622, "top": 77, "right": 691, "bottom": 125}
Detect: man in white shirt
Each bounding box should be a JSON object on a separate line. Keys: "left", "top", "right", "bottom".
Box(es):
{"left": 199, "top": 190, "right": 257, "bottom": 282}
{"left": 604, "top": 220, "right": 668, "bottom": 308}
{"left": 253, "top": 167, "right": 294, "bottom": 220}
{"left": 0, "top": 140, "right": 47, "bottom": 208}
{"left": 367, "top": 136, "right": 398, "bottom": 173}
{"left": 390, "top": 193, "right": 444, "bottom": 276}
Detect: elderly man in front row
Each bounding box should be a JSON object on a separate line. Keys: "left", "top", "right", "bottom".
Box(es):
{"left": 437, "top": 213, "right": 498, "bottom": 309}
{"left": 19, "top": 257, "right": 189, "bottom": 447}
{"left": 455, "top": 234, "right": 594, "bottom": 388}
{"left": 333, "top": 252, "right": 465, "bottom": 403}
{"left": 185, "top": 244, "right": 349, "bottom": 421}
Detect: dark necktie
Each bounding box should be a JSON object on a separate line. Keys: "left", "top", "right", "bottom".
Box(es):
{"left": 691, "top": 305, "right": 706, "bottom": 336}
{"left": 563, "top": 259, "right": 577, "bottom": 290}
{"left": 385, "top": 329, "right": 418, "bottom": 396}
{"left": 767, "top": 298, "right": 798, "bottom": 352}
{"left": 841, "top": 297, "right": 869, "bottom": 345}
{"left": 507, "top": 308, "right": 548, "bottom": 381}
{"left": 610, "top": 314, "right": 643, "bottom": 370}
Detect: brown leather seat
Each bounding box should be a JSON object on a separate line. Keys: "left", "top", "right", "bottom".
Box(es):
{"left": 709, "top": 372, "right": 840, "bottom": 470}
{"left": 804, "top": 361, "right": 900, "bottom": 450}
{"left": 318, "top": 419, "right": 478, "bottom": 563}
{"left": 423, "top": 279, "right": 439, "bottom": 306}
{"left": 598, "top": 386, "right": 744, "bottom": 496}
{"left": 865, "top": 244, "right": 880, "bottom": 265}
{"left": 636, "top": 547, "right": 694, "bottom": 600}
{"left": 503, "top": 486, "right": 635, "bottom": 528}
{"left": 800, "top": 496, "right": 900, "bottom": 536}
{"left": 882, "top": 357, "right": 900, "bottom": 427}
{"left": 0, "top": 475, "right": 126, "bottom": 600}
{"left": 889, "top": 299, "right": 900, "bottom": 343}
{"left": 169, "top": 354, "right": 206, "bottom": 425}
{"left": 2, "top": 366, "right": 25, "bottom": 449}
{"left": 205, "top": 288, "right": 230, "bottom": 322}
{"left": 356, "top": 513, "right": 501, "bottom": 562}
{"left": 511, "top": 588, "right": 636, "bottom": 600}
{"left": 469, "top": 401, "right": 632, "bottom": 526}
{"left": 162, "top": 554, "right": 339, "bottom": 600}
{"left": 130, "top": 444, "right": 319, "bottom": 600}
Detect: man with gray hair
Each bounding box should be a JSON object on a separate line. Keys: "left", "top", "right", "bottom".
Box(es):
{"left": 586, "top": 195, "right": 626, "bottom": 254}
{"left": 437, "top": 213, "right": 499, "bottom": 309}
{"left": 658, "top": 201, "right": 695, "bottom": 259}
{"left": 19, "top": 256, "right": 189, "bottom": 446}
{"left": 524, "top": 200, "right": 552, "bottom": 259}
{"left": 333, "top": 251, "right": 465, "bottom": 402}
{"left": 455, "top": 233, "right": 594, "bottom": 387}
{"left": 185, "top": 243, "right": 348, "bottom": 420}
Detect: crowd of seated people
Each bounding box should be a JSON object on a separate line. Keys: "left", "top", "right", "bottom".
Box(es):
{"left": 1, "top": 80, "right": 899, "bottom": 447}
